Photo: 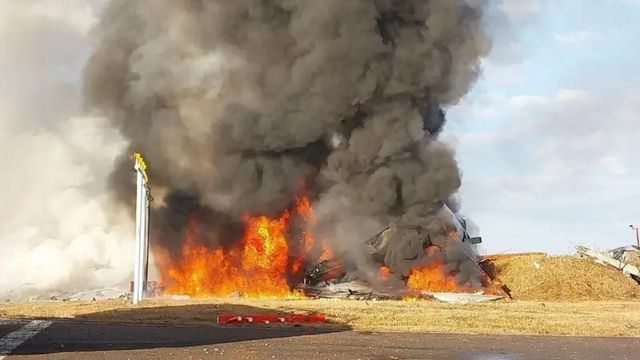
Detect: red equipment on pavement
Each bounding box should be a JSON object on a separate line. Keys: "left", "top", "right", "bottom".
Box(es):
{"left": 217, "top": 313, "right": 327, "bottom": 325}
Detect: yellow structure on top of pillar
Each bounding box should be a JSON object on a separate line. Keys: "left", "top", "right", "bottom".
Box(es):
{"left": 133, "top": 152, "right": 149, "bottom": 183}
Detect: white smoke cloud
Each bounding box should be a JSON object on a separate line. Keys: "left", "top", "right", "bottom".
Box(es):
{"left": 0, "top": 0, "right": 133, "bottom": 297}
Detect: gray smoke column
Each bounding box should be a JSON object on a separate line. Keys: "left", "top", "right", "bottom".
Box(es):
{"left": 84, "top": 0, "right": 491, "bottom": 281}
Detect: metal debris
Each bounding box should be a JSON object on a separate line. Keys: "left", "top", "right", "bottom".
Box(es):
{"left": 577, "top": 246, "right": 640, "bottom": 284}
{"left": 424, "top": 292, "right": 505, "bottom": 304}
{"left": 300, "top": 281, "right": 405, "bottom": 300}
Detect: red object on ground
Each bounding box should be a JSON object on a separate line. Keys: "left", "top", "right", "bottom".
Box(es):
{"left": 217, "top": 313, "right": 327, "bottom": 325}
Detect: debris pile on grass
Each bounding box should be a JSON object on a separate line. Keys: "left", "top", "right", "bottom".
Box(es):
{"left": 482, "top": 253, "right": 640, "bottom": 301}
{"left": 617, "top": 250, "right": 640, "bottom": 268}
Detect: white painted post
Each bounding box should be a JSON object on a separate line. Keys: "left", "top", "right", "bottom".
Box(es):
{"left": 133, "top": 162, "right": 144, "bottom": 304}
{"left": 143, "top": 185, "right": 151, "bottom": 292}
{"left": 133, "top": 153, "right": 150, "bottom": 305}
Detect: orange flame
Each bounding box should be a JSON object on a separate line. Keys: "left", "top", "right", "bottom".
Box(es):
{"left": 406, "top": 261, "right": 462, "bottom": 293}
{"left": 379, "top": 266, "right": 391, "bottom": 281}
{"left": 155, "top": 198, "right": 493, "bottom": 298}
{"left": 156, "top": 197, "right": 318, "bottom": 298}
{"left": 292, "top": 195, "right": 333, "bottom": 262}
{"left": 406, "top": 245, "right": 466, "bottom": 293}
{"left": 295, "top": 195, "right": 316, "bottom": 254}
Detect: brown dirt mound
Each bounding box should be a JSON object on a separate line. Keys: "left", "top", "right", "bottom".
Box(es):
{"left": 483, "top": 254, "right": 640, "bottom": 301}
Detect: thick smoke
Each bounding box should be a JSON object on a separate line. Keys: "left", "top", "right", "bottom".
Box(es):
{"left": 85, "top": 0, "right": 491, "bottom": 282}
{"left": 0, "top": 1, "right": 133, "bottom": 299}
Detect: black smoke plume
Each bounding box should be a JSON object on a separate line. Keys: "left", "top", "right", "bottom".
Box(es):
{"left": 84, "top": 0, "right": 492, "bottom": 282}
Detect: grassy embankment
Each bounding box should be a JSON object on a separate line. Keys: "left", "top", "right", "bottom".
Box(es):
{"left": 1, "top": 298, "right": 638, "bottom": 337}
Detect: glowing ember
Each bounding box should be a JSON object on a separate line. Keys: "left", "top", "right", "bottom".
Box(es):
{"left": 318, "top": 243, "right": 333, "bottom": 261}
{"left": 157, "top": 197, "right": 315, "bottom": 298}
{"left": 379, "top": 266, "right": 391, "bottom": 281}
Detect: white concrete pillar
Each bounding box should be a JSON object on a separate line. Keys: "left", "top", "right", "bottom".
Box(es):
{"left": 133, "top": 154, "right": 150, "bottom": 305}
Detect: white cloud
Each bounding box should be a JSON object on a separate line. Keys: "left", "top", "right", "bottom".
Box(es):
{"left": 554, "top": 89, "right": 593, "bottom": 103}
{"left": 555, "top": 31, "right": 602, "bottom": 47}
{"left": 488, "top": 41, "right": 526, "bottom": 64}
{"left": 486, "top": 2, "right": 540, "bottom": 66}
{"left": 447, "top": 92, "right": 510, "bottom": 124}
{"left": 456, "top": 131, "right": 500, "bottom": 147}
{"left": 451, "top": 0, "right": 640, "bottom": 254}
{"left": 454, "top": 86, "right": 640, "bottom": 253}
{"left": 499, "top": 0, "right": 543, "bottom": 20}
{"left": 483, "top": 61, "right": 528, "bottom": 86}
{"left": 508, "top": 94, "right": 549, "bottom": 110}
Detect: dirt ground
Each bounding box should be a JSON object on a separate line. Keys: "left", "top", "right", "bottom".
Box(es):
{"left": 482, "top": 253, "right": 640, "bottom": 301}
{"left": 1, "top": 298, "right": 639, "bottom": 337}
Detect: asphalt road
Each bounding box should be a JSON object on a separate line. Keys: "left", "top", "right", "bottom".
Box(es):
{"left": 1, "top": 319, "right": 638, "bottom": 360}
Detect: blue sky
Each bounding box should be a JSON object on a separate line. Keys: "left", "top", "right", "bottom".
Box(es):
{"left": 446, "top": 0, "right": 640, "bottom": 254}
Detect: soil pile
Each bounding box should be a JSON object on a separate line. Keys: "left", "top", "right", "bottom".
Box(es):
{"left": 483, "top": 253, "right": 640, "bottom": 301}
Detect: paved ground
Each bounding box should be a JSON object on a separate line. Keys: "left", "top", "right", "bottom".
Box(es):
{"left": 0, "top": 319, "right": 638, "bottom": 360}
{"left": 0, "top": 321, "right": 22, "bottom": 339}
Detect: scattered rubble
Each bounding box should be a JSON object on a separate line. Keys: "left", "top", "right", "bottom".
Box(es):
{"left": 608, "top": 245, "right": 640, "bottom": 267}
{"left": 424, "top": 292, "right": 505, "bottom": 304}
{"left": 0, "top": 287, "right": 129, "bottom": 303}
{"left": 299, "top": 281, "right": 405, "bottom": 300}
{"left": 612, "top": 246, "right": 640, "bottom": 267}
{"left": 298, "top": 222, "right": 505, "bottom": 303}
{"left": 577, "top": 246, "right": 640, "bottom": 284}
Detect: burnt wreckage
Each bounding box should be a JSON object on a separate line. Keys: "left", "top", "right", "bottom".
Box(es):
{"left": 302, "top": 99, "right": 485, "bottom": 297}
{"left": 304, "top": 204, "right": 482, "bottom": 286}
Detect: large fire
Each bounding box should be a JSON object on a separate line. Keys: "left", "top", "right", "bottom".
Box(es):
{"left": 405, "top": 231, "right": 477, "bottom": 293}
{"left": 155, "top": 197, "right": 490, "bottom": 298}
{"left": 405, "top": 242, "right": 501, "bottom": 295}
{"left": 407, "top": 261, "right": 463, "bottom": 293}
{"left": 155, "top": 196, "right": 316, "bottom": 298}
